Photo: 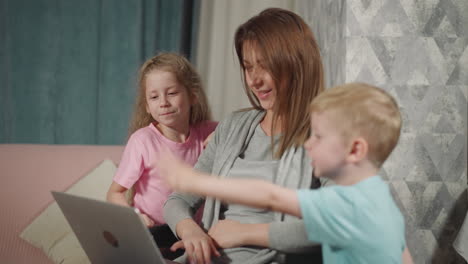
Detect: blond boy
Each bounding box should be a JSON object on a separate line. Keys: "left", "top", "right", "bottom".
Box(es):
{"left": 160, "top": 83, "right": 413, "bottom": 263}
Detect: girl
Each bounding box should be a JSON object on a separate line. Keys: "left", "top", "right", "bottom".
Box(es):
{"left": 106, "top": 53, "right": 217, "bottom": 257}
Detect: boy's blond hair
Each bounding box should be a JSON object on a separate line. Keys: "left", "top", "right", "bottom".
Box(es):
{"left": 310, "top": 83, "right": 402, "bottom": 168}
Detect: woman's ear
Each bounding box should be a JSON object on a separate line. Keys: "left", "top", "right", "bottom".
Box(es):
{"left": 346, "top": 137, "right": 368, "bottom": 164}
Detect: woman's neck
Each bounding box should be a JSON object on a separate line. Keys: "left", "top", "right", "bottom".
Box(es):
{"left": 260, "top": 110, "right": 282, "bottom": 136}
{"left": 156, "top": 123, "right": 190, "bottom": 143}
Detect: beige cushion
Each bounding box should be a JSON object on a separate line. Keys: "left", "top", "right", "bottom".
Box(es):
{"left": 20, "top": 160, "right": 116, "bottom": 264}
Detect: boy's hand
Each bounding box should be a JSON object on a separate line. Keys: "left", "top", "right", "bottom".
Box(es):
{"left": 208, "top": 220, "right": 246, "bottom": 248}
{"left": 156, "top": 149, "right": 196, "bottom": 192}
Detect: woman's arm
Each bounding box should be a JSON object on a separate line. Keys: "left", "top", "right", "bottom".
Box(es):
{"left": 163, "top": 180, "right": 220, "bottom": 264}
{"left": 169, "top": 217, "right": 220, "bottom": 264}
{"left": 268, "top": 220, "right": 321, "bottom": 252}
{"left": 162, "top": 121, "right": 224, "bottom": 264}
{"left": 163, "top": 191, "right": 204, "bottom": 235}
{"left": 163, "top": 119, "right": 221, "bottom": 234}
{"left": 207, "top": 219, "right": 320, "bottom": 253}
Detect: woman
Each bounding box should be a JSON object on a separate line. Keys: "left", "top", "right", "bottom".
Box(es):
{"left": 164, "top": 8, "right": 325, "bottom": 264}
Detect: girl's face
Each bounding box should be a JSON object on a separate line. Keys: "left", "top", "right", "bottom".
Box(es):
{"left": 145, "top": 70, "right": 192, "bottom": 130}
{"left": 304, "top": 112, "right": 349, "bottom": 179}
{"left": 243, "top": 44, "right": 277, "bottom": 111}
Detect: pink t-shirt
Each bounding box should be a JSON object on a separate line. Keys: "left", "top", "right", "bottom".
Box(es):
{"left": 113, "top": 121, "right": 217, "bottom": 225}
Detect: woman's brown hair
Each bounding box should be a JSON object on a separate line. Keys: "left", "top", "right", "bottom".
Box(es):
{"left": 234, "top": 8, "right": 324, "bottom": 158}
{"left": 129, "top": 52, "right": 212, "bottom": 135}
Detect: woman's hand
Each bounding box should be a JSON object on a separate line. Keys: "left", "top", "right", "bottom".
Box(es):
{"left": 208, "top": 220, "right": 247, "bottom": 249}
{"left": 173, "top": 219, "right": 220, "bottom": 264}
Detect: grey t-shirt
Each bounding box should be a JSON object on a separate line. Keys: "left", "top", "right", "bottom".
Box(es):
{"left": 223, "top": 124, "right": 279, "bottom": 222}
{"left": 218, "top": 124, "right": 280, "bottom": 263}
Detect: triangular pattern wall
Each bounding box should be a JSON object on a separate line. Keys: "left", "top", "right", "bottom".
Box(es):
{"left": 297, "top": 0, "right": 467, "bottom": 263}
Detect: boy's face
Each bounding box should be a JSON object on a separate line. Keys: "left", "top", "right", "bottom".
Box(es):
{"left": 304, "top": 112, "right": 349, "bottom": 179}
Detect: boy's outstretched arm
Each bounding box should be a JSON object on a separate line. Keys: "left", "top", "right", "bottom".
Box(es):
{"left": 402, "top": 246, "right": 413, "bottom": 264}
{"left": 191, "top": 173, "right": 301, "bottom": 218}
{"left": 159, "top": 153, "right": 302, "bottom": 218}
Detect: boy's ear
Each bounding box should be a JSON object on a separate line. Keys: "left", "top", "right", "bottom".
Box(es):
{"left": 346, "top": 137, "right": 368, "bottom": 163}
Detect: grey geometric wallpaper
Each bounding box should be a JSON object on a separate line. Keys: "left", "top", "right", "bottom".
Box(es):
{"left": 294, "top": 0, "right": 346, "bottom": 89}
{"left": 297, "top": 0, "right": 467, "bottom": 263}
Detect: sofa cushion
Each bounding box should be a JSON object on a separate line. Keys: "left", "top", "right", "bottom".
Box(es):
{"left": 0, "top": 144, "right": 123, "bottom": 264}
{"left": 20, "top": 159, "right": 116, "bottom": 264}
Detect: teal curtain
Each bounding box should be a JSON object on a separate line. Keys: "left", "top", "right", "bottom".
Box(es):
{"left": 0, "top": 0, "right": 199, "bottom": 145}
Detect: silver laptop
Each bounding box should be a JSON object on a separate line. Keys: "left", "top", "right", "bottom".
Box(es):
{"left": 52, "top": 191, "right": 177, "bottom": 264}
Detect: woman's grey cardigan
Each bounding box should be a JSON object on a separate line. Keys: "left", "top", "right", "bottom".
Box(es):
{"left": 163, "top": 109, "right": 323, "bottom": 263}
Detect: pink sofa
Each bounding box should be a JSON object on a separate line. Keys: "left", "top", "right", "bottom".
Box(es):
{"left": 0, "top": 144, "right": 124, "bottom": 264}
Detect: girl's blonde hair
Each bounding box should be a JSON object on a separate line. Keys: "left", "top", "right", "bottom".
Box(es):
{"left": 129, "top": 52, "right": 212, "bottom": 135}
{"left": 234, "top": 8, "right": 324, "bottom": 158}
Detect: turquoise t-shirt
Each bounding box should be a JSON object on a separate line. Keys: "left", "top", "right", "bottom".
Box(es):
{"left": 297, "top": 176, "right": 405, "bottom": 264}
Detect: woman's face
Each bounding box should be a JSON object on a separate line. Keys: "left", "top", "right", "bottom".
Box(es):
{"left": 242, "top": 44, "right": 277, "bottom": 111}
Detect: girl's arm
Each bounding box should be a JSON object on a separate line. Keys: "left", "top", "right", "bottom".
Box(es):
{"left": 106, "top": 181, "right": 130, "bottom": 207}
{"left": 106, "top": 181, "right": 154, "bottom": 227}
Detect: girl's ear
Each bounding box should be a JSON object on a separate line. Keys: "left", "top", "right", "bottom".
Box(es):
{"left": 145, "top": 104, "right": 150, "bottom": 114}
{"left": 346, "top": 137, "right": 368, "bottom": 164}
{"left": 190, "top": 93, "right": 198, "bottom": 106}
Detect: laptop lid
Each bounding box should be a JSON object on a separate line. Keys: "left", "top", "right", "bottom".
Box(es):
{"left": 52, "top": 191, "right": 168, "bottom": 264}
